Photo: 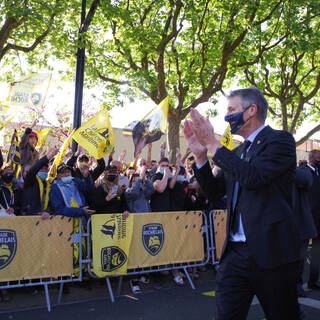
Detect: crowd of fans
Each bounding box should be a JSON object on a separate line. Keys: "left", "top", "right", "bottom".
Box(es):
{"left": 0, "top": 126, "right": 221, "bottom": 300}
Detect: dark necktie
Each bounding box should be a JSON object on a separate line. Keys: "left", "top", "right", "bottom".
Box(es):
{"left": 231, "top": 140, "right": 252, "bottom": 234}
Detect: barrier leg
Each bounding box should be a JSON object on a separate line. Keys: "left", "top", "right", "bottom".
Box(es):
{"left": 44, "top": 284, "right": 51, "bottom": 312}
{"left": 57, "top": 283, "right": 64, "bottom": 304}
{"left": 182, "top": 267, "right": 195, "bottom": 290}
{"left": 117, "top": 276, "right": 123, "bottom": 297}
{"left": 106, "top": 277, "right": 115, "bottom": 303}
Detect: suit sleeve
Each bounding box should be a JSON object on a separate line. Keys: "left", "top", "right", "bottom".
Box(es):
{"left": 295, "top": 166, "right": 312, "bottom": 189}
{"left": 193, "top": 161, "right": 226, "bottom": 203}
{"left": 213, "top": 130, "right": 296, "bottom": 190}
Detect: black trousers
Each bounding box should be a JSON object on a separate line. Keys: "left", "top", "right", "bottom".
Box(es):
{"left": 215, "top": 242, "right": 300, "bottom": 320}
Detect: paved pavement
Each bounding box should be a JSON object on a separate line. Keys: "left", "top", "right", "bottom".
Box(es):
{"left": 1, "top": 268, "right": 320, "bottom": 319}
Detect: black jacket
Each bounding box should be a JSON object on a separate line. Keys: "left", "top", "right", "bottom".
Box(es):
{"left": 87, "top": 185, "right": 129, "bottom": 214}
{"left": 67, "top": 154, "right": 105, "bottom": 181}
{"left": 293, "top": 166, "right": 317, "bottom": 240}
{"left": 194, "top": 126, "right": 301, "bottom": 269}
{"left": 21, "top": 155, "right": 52, "bottom": 215}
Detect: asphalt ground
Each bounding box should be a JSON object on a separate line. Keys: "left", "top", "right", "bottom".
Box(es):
{"left": 1, "top": 268, "right": 320, "bottom": 320}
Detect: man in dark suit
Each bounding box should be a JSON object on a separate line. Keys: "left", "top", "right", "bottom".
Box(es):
{"left": 293, "top": 165, "right": 317, "bottom": 308}
{"left": 184, "top": 87, "right": 301, "bottom": 319}
{"left": 306, "top": 149, "right": 320, "bottom": 290}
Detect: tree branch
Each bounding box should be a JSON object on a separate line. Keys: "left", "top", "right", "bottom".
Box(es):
{"left": 296, "top": 123, "right": 320, "bottom": 146}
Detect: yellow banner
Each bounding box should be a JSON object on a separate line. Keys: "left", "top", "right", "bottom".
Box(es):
{"left": 0, "top": 216, "right": 73, "bottom": 281}
{"left": 73, "top": 109, "right": 114, "bottom": 159}
{"left": 4, "top": 73, "right": 52, "bottom": 109}
{"left": 91, "top": 211, "right": 204, "bottom": 276}
{"left": 127, "top": 211, "right": 204, "bottom": 268}
{"left": 220, "top": 124, "right": 234, "bottom": 150}
{"left": 37, "top": 128, "right": 52, "bottom": 148}
{"left": 92, "top": 214, "right": 134, "bottom": 277}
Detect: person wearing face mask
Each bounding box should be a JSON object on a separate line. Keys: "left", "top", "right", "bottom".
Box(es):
{"left": 150, "top": 157, "right": 172, "bottom": 212}
{"left": 21, "top": 148, "right": 59, "bottom": 219}
{"left": 125, "top": 166, "right": 154, "bottom": 213}
{"left": 184, "top": 87, "right": 301, "bottom": 319}
{"left": 67, "top": 145, "right": 105, "bottom": 182}
{"left": 0, "top": 164, "right": 18, "bottom": 216}
{"left": 169, "top": 165, "right": 188, "bottom": 212}
{"left": 306, "top": 149, "right": 320, "bottom": 291}
{"left": 49, "top": 162, "right": 95, "bottom": 217}
{"left": 87, "top": 165, "right": 130, "bottom": 218}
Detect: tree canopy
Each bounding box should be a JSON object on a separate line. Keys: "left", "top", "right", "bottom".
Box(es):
{"left": 1, "top": 0, "right": 320, "bottom": 154}
{"left": 239, "top": 0, "right": 320, "bottom": 145}
{"left": 85, "top": 0, "right": 312, "bottom": 152}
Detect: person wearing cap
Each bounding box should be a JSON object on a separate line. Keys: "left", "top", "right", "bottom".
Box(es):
{"left": 20, "top": 148, "right": 59, "bottom": 219}
{"left": 19, "top": 127, "right": 40, "bottom": 166}
{"left": 87, "top": 165, "right": 129, "bottom": 218}
{"left": 67, "top": 145, "right": 105, "bottom": 182}
{"left": 49, "top": 162, "right": 95, "bottom": 217}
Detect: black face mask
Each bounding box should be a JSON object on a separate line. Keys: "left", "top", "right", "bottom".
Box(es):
{"left": 2, "top": 172, "right": 14, "bottom": 183}
{"left": 107, "top": 175, "right": 117, "bottom": 182}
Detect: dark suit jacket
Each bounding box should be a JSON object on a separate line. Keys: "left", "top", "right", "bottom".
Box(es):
{"left": 294, "top": 166, "right": 317, "bottom": 241}
{"left": 194, "top": 126, "right": 301, "bottom": 269}
{"left": 306, "top": 165, "right": 320, "bottom": 233}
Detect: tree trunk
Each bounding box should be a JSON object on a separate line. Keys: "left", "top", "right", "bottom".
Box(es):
{"left": 167, "top": 112, "right": 181, "bottom": 164}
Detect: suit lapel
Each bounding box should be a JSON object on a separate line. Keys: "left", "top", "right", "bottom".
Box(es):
{"left": 246, "top": 126, "right": 271, "bottom": 161}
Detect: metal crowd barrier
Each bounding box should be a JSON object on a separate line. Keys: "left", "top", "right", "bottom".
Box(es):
{"left": 1, "top": 210, "right": 223, "bottom": 310}
{"left": 0, "top": 217, "right": 85, "bottom": 312}
{"left": 85, "top": 211, "right": 212, "bottom": 302}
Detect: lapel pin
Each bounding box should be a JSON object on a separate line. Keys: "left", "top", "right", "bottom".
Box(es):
{"left": 257, "top": 140, "right": 261, "bottom": 144}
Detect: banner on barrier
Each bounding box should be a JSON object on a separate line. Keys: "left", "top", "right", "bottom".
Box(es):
{"left": 91, "top": 214, "right": 134, "bottom": 277}
{"left": 213, "top": 210, "right": 228, "bottom": 260}
{"left": 91, "top": 211, "right": 204, "bottom": 277}
{"left": 0, "top": 216, "right": 73, "bottom": 281}
{"left": 127, "top": 211, "right": 204, "bottom": 269}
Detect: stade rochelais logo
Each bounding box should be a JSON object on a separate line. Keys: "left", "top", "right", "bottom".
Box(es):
{"left": 101, "top": 246, "right": 127, "bottom": 272}
{"left": 142, "top": 223, "right": 164, "bottom": 256}
{"left": 0, "top": 229, "right": 17, "bottom": 270}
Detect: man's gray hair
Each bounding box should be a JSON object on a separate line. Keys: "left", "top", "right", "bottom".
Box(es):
{"left": 228, "top": 87, "right": 268, "bottom": 123}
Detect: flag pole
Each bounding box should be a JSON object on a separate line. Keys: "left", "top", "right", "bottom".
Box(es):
{"left": 72, "top": 0, "right": 86, "bottom": 153}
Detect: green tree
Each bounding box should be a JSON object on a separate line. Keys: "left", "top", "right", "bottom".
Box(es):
{"left": 0, "top": 0, "right": 74, "bottom": 76}
{"left": 85, "top": 0, "right": 296, "bottom": 157}
{"left": 239, "top": 1, "right": 320, "bottom": 145}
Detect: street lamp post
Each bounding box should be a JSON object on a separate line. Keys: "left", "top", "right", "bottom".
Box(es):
{"left": 72, "top": 0, "right": 86, "bottom": 152}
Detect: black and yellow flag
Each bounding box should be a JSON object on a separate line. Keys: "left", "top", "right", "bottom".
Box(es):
{"left": 47, "top": 130, "right": 75, "bottom": 182}
{"left": 220, "top": 124, "right": 234, "bottom": 150}
{"left": 7, "top": 129, "right": 21, "bottom": 177}
{"left": 73, "top": 110, "right": 114, "bottom": 159}
{"left": 125, "top": 96, "right": 169, "bottom": 157}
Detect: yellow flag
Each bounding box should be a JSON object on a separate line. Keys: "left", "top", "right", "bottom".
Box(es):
{"left": 3, "top": 73, "right": 52, "bottom": 109}
{"left": 220, "top": 124, "right": 234, "bottom": 150}
{"left": 36, "top": 128, "right": 52, "bottom": 148}
{"left": 47, "top": 130, "right": 75, "bottom": 182}
{"left": 91, "top": 214, "right": 134, "bottom": 276}
{"left": 73, "top": 109, "right": 114, "bottom": 159}
{"left": 0, "top": 104, "right": 15, "bottom": 131}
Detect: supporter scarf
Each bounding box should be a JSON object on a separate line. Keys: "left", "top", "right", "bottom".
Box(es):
{"left": 36, "top": 176, "right": 51, "bottom": 211}
{"left": 55, "top": 180, "right": 85, "bottom": 208}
